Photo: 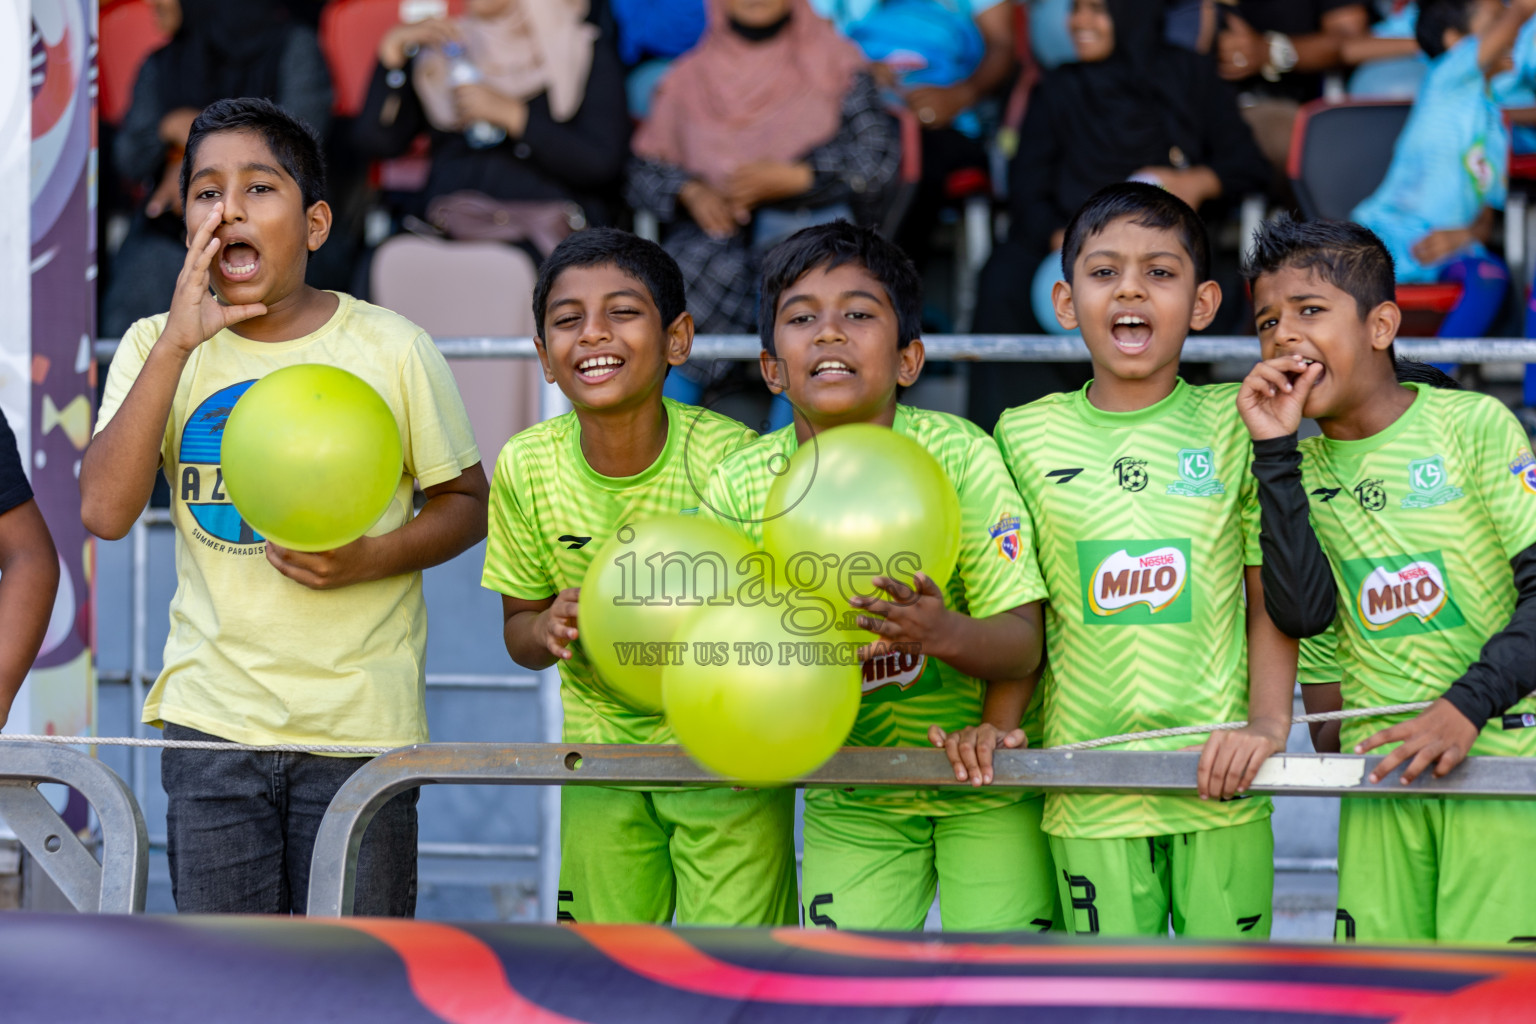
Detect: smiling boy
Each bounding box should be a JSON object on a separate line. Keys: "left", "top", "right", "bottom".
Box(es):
{"left": 993, "top": 183, "right": 1296, "bottom": 939}
{"left": 1239, "top": 216, "right": 1536, "bottom": 944}
{"left": 481, "top": 228, "right": 799, "bottom": 926}
{"left": 703, "top": 222, "right": 1057, "bottom": 932}
{"left": 81, "top": 98, "right": 488, "bottom": 915}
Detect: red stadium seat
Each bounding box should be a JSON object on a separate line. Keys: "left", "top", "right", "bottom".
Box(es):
{"left": 98, "top": 0, "right": 169, "bottom": 127}
{"left": 320, "top": 0, "right": 465, "bottom": 118}
{"left": 1286, "top": 99, "right": 1465, "bottom": 335}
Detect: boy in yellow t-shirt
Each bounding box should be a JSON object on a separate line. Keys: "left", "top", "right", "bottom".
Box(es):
{"left": 81, "top": 99, "right": 487, "bottom": 915}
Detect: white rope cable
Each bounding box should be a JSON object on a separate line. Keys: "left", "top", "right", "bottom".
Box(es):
{"left": 0, "top": 702, "right": 1436, "bottom": 757}
{"left": 1048, "top": 702, "right": 1434, "bottom": 751}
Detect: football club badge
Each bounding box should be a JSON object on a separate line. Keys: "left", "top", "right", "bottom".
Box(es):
{"left": 989, "top": 514, "right": 1022, "bottom": 562}
{"left": 1401, "top": 454, "right": 1464, "bottom": 509}
{"left": 1511, "top": 450, "right": 1536, "bottom": 495}
{"left": 1166, "top": 447, "right": 1225, "bottom": 497}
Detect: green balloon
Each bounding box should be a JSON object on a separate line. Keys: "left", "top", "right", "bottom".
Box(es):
{"left": 761, "top": 424, "right": 961, "bottom": 641}
{"left": 663, "top": 602, "right": 862, "bottom": 782}
{"left": 579, "top": 515, "right": 757, "bottom": 713}
{"left": 220, "top": 364, "right": 403, "bottom": 552}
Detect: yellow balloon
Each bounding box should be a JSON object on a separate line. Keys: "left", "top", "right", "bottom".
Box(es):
{"left": 663, "top": 602, "right": 862, "bottom": 782}
{"left": 220, "top": 365, "right": 402, "bottom": 552}
{"left": 579, "top": 515, "right": 757, "bottom": 713}
{"left": 761, "top": 424, "right": 960, "bottom": 641}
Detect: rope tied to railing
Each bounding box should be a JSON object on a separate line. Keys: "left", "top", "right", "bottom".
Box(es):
{"left": 0, "top": 701, "right": 1433, "bottom": 756}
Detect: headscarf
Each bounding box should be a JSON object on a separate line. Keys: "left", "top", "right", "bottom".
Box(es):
{"left": 413, "top": 0, "right": 598, "bottom": 130}
{"left": 631, "top": 0, "right": 866, "bottom": 191}
{"left": 155, "top": 0, "right": 291, "bottom": 110}
{"left": 1046, "top": 0, "right": 1191, "bottom": 185}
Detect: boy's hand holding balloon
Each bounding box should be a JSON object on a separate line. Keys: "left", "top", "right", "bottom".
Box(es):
{"left": 537, "top": 587, "right": 581, "bottom": 662}
{"left": 850, "top": 572, "right": 953, "bottom": 662}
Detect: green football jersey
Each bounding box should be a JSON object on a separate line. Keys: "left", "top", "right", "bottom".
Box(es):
{"left": 1297, "top": 383, "right": 1536, "bottom": 755}
{"left": 997, "top": 379, "right": 1272, "bottom": 840}
{"left": 482, "top": 398, "right": 757, "bottom": 745}
{"left": 702, "top": 405, "right": 1049, "bottom": 815}
{"left": 1297, "top": 626, "right": 1341, "bottom": 686}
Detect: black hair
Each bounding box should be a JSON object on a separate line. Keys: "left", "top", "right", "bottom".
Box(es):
{"left": 1242, "top": 214, "right": 1397, "bottom": 319}
{"left": 1060, "top": 182, "right": 1211, "bottom": 284}
{"left": 180, "top": 97, "right": 326, "bottom": 210}
{"left": 532, "top": 228, "right": 687, "bottom": 335}
{"left": 1416, "top": 0, "right": 1477, "bottom": 58}
{"left": 756, "top": 220, "right": 922, "bottom": 355}
{"left": 1394, "top": 358, "right": 1462, "bottom": 389}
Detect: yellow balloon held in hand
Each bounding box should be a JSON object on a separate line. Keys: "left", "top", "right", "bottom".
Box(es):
{"left": 761, "top": 424, "right": 960, "bottom": 640}
{"left": 220, "top": 364, "right": 403, "bottom": 552}
{"left": 663, "top": 602, "right": 862, "bottom": 783}
{"left": 579, "top": 516, "right": 757, "bottom": 713}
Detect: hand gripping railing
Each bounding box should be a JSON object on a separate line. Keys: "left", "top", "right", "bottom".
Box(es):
{"left": 0, "top": 742, "right": 149, "bottom": 912}
{"left": 306, "top": 743, "right": 1536, "bottom": 916}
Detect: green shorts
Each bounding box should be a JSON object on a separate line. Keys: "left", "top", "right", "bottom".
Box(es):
{"left": 801, "top": 794, "right": 1060, "bottom": 932}
{"left": 557, "top": 785, "right": 798, "bottom": 926}
{"left": 1336, "top": 796, "right": 1536, "bottom": 945}
{"left": 1049, "top": 817, "right": 1274, "bottom": 938}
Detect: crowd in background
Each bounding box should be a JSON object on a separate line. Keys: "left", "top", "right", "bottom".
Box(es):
{"left": 97, "top": 0, "right": 1536, "bottom": 431}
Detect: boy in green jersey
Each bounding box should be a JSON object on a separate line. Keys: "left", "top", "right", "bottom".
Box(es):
{"left": 993, "top": 184, "right": 1298, "bottom": 939}
{"left": 481, "top": 229, "right": 798, "bottom": 926}
{"left": 703, "top": 222, "right": 1058, "bottom": 932}
{"left": 1239, "top": 216, "right": 1536, "bottom": 944}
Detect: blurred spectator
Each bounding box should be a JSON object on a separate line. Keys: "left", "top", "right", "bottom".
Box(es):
{"left": 1352, "top": 0, "right": 1528, "bottom": 344}
{"left": 814, "top": 0, "right": 1018, "bottom": 272}
{"left": 973, "top": 0, "right": 1267, "bottom": 335}
{"left": 1027, "top": 0, "right": 1077, "bottom": 68}
{"left": 1215, "top": 0, "right": 1370, "bottom": 173}
{"left": 102, "top": 1, "right": 331, "bottom": 336}
{"left": 609, "top": 0, "right": 707, "bottom": 116}
{"left": 353, "top": 0, "right": 629, "bottom": 249}
{"left": 1344, "top": 2, "right": 1428, "bottom": 97}
{"left": 628, "top": 0, "right": 899, "bottom": 344}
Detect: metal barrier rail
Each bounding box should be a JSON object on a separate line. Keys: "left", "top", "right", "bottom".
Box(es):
{"left": 0, "top": 742, "right": 149, "bottom": 913}
{"left": 306, "top": 743, "right": 1536, "bottom": 916}
{"left": 95, "top": 334, "right": 1536, "bottom": 364}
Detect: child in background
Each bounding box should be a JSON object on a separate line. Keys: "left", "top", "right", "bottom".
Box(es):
{"left": 994, "top": 183, "right": 1297, "bottom": 939}
{"left": 81, "top": 98, "right": 488, "bottom": 915}
{"left": 705, "top": 221, "right": 1058, "bottom": 933}
{"left": 482, "top": 228, "right": 798, "bottom": 926}
{"left": 1351, "top": 0, "right": 1536, "bottom": 343}
{"left": 0, "top": 407, "right": 60, "bottom": 730}
{"left": 1240, "top": 216, "right": 1536, "bottom": 944}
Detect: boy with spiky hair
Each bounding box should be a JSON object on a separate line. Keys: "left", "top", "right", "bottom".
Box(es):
{"left": 82, "top": 98, "right": 488, "bottom": 915}
{"left": 483, "top": 227, "right": 799, "bottom": 927}
{"left": 994, "top": 183, "right": 1297, "bottom": 939}
{"left": 1240, "top": 215, "right": 1536, "bottom": 944}
{"left": 703, "top": 220, "right": 1058, "bottom": 933}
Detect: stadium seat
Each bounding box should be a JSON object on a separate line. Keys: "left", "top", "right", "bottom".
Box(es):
{"left": 1287, "top": 99, "right": 1464, "bottom": 334}
{"left": 371, "top": 234, "right": 543, "bottom": 455}
{"left": 320, "top": 0, "right": 465, "bottom": 118}
{"left": 98, "top": 0, "right": 169, "bottom": 127}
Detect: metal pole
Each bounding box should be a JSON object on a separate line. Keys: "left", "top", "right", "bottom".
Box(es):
{"left": 306, "top": 744, "right": 1536, "bottom": 917}
{"left": 0, "top": 742, "right": 149, "bottom": 912}
{"left": 537, "top": 667, "right": 562, "bottom": 922}
{"left": 128, "top": 515, "right": 149, "bottom": 805}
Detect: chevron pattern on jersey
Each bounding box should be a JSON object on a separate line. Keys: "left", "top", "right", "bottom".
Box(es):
{"left": 484, "top": 399, "right": 758, "bottom": 746}
{"left": 998, "top": 381, "right": 1271, "bottom": 838}
{"left": 705, "top": 405, "right": 1048, "bottom": 816}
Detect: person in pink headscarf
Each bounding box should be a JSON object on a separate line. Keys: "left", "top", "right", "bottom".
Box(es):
{"left": 627, "top": 0, "right": 900, "bottom": 342}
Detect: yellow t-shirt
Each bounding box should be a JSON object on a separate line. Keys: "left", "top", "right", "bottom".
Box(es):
{"left": 95, "top": 293, "right": 479, "bottom": 748}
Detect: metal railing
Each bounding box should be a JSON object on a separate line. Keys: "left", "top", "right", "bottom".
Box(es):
{"left": 0, "top": 742, "right": 148, "bottom": 912}
{"left": 305, "top": 743, "right": 1536, "bottom": 917}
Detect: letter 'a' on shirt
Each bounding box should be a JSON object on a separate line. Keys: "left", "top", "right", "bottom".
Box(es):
{"left": 996, "top": 379, "right": 1272, "bottom": 840}
{"left": 94, "top": 294, "right": 481, "bottom": 749}
{"left": 482, "top": 397, "right": 757, "bottom": 747}
{"left": 1298, "top": 382, "right": 1536, "bottom": 756}
{"left": 702, "top": 404, "right": 1049, "bottom": 818}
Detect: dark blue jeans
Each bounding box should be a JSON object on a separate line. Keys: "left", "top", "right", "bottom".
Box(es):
{"left": 161, "top": 723, "right": 418, "bottom": 915}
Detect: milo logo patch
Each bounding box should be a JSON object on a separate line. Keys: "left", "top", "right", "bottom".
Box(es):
{"left": 1077, "top": 538, "right": 1193, "bottom": 625}
{"left": 860, "top": 649, "right": 935, "bottom": 703}
{"left": 1341, "top": 550, "right": 1466, "bottom": 639}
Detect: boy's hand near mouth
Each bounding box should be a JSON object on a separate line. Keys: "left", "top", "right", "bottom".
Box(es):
{"left": 1238, "top": 354, "right": 1323, "bottom": 441}
{"left": 163, "top": 203, "right": 268, "bottom": 355}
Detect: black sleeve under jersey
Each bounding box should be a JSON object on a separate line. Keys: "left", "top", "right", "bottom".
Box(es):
{"left": 1251, "top": 434, "right": 1336, "bottom": 638}
{"left": 1442, "top": 542, "right": 1536, "bottom": 725}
